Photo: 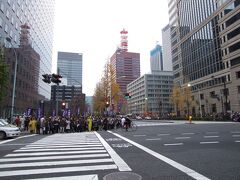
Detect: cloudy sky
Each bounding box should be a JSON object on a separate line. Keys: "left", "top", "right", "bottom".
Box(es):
{"left": 52, "top": 0, "right": 169, "bottom": 96}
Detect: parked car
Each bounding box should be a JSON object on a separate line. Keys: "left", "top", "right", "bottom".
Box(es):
{"left": 145, "top": 116, "right": 151, "bottom": 120}
{"left": 0, "top": 119, "right": 21, "bottom": 140}
{"left": 136, "top": 116, "right": 142, "bottom": 120}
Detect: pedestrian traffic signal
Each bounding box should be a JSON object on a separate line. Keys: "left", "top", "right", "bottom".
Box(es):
{"left": 51, "top": 74, "right": 62, "bottom": 84}
{"left": 42, "top": 74, "right": 51, "bottom": 84}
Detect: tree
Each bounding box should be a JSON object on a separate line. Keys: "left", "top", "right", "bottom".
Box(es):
{"left": 0, "top": 47, "right": 9, "bottom": 102}
{"left": 170, "top": 84, "right": 184, "bottom": 116}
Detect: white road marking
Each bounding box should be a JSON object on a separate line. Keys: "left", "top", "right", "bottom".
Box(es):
{"left": 5, "top": 150, "right": 107, "bottom": 157}
{"left": 231, "top": 131, "right": 240, "bottom": 134}
{"left": 235, "top": 141, "right": 240, "bottom": 143}
{"left": 175, "top": 137, "right": 190, "bottom": 140}
{"left": 14, "top": 147, "right": 104, "bottom": 152}
{"left": 0, "top": 164, "right": 117, "bottom": 177}
{"left": 108, "top": 131, "right": 210, "bottom": 180}
{"left": 94, "top": 132, "right": 131, "bottom": 171}
{"left": 200, "top": 141, "right": 219, "bottom": 144}
{"left": 182, "top": 133, "right": 195, "bottom": 135}
{"left": 0, "top": 153, "right": 110, "bottom": 163}
{"left": 157, "top": 133, "right": 170, "bottom": 136}
{"left": 164, "top": 143, "right": 183, "bottom": 146}
{"left": 0, "top": 134, "right": 37, "bottom": 144}
{"left": 204, "top": 136, "right": 219, "bottom": 138}
{"left": 133, "top": 135, "right": 146, "bottom": 137}
{"left": 25, "top": 174, "right": 98, "bottom": 180}
{"left": 146, "top": 138, "right": 161, "bottom": 141}
{"left": 232, "top": 135, "right": 240, "bottom": 137}
{"left": 206, "top": 132, "right": 219, "bottom": 134}
{"left": 20, "top": 144, "right": 102, "bottom": 149}
{"left": 28, "top": 142, "right": 101, "bottom": 146}
{"left": 0, "top": 158, "right": 113, "bottom": 169}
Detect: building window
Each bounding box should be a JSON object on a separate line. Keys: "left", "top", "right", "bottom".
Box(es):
{"left": 236, "top": 71, "right": 240, "bottom": 78}
{"left": 200, "top": 94, "right": 204, "bottom": 100}
{"left": 6, "top": 10, "right": 10, "bottom": 19}
{"left": 0, "top": 17, "right": 2, "bottom": 28}
{"left": 4, "top": 24, "right": 8, "bottom": 33}
{"left": 0, "top": 3, "right": 4, "bottom": 12}
{"left": 229, "top": 41, "right": 240, "bottom": 53}
{"left": 10, "top": 30, "right": 13, "bottom": 38}
{"left": 12, "top": 3, "right": 15, "bottom": 11}
{"left": 7, "top": 0, "right": 11, "bottom": 5}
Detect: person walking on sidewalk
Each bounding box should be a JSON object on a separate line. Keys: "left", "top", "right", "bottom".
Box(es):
{"left": 87, "top": 116, "right": 93, "bottom": 131}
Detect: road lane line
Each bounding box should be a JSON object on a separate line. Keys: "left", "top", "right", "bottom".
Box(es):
{"left": 204, "top": 136, "right": 219, "bottom": 138}
{"left": 164, "top": 143, "right": 183, "bottom": 146}
{"left": 182, "top": 133, "right": 195, "bottom": 135}
{"left": 28, "top": 142, "right": 101, "bottom": 146}
{"left": 14, "top": 147, "right": 104, "bottom": 152}
{"left": 25, "top": 174, "right": 98, "bottom": 180}
{"left": 146, "top": 138, "right": 161, "bottom": 141}
{"left": 231, "top": 131, "right": 240, "bottom": 134}
{"left": 108, "top": 131, "right": 210, "bottom": 180}
{"left": 206, "top": 132, "right": 219, "bottom": 134}
{"left": 0, "top": 154, "right": 110, "bottom": 162}
{"left": 0, "top": 164, "right": 117, "bottom": 177}
{"left": 0, "top": 158, "right": 113, "bottom": 168}
{"left": 200, "top": 141, "right": 219, "bottom": 144}
{"left": 94, "top": 132, "right": 131, "bottom": 171}
{"left": 5, "top": 150, "right": 107, "bottom": 157}
{"left": 232, "top": 135, "right": 240, "bottom": 137}
{"left": 134, "top": 135, "right": 146, "bottom": 137}
{"left": 235, "top": 141, "right": 240, "bottom": 143}
{"left": 0, "top": 134, "right": 37, "bottom": 144}
{"left": 157, "top": 134, "right": 170, "bottom": 136}
{"left": 175, "top": 137, "right": 190, "bottom": 140}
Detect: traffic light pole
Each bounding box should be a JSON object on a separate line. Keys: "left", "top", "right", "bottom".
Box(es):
{"left": 56, "top": 68, "right": 59, "bottom": 116}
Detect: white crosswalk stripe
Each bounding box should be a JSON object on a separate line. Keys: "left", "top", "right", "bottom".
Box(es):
{"left": 0, "top": 132, "right": 131, "bottom": 179}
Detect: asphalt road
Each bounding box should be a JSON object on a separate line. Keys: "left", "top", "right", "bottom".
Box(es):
{"left": 0, "top": 120, "right": 239, "bottom": 180}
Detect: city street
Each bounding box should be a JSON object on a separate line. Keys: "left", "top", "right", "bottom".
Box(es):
{"left": 0, "top": 120, "right": 240, "bottom": 180}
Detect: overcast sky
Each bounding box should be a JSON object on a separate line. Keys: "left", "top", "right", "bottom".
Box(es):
{"left": 52, "top": 0, "right": 169, "bottom": 96}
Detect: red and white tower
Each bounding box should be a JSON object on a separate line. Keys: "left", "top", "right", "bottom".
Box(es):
{"left": 120, "top": 28, "right": 128, "bottom": 52}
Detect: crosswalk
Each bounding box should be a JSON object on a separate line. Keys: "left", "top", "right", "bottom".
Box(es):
{"left": 0, "top": 132, "right": 131, "bottom": 180}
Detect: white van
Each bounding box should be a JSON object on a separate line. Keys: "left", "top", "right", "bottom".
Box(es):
{"left": 0, "top": 119, "right": 21, "bottom": 140}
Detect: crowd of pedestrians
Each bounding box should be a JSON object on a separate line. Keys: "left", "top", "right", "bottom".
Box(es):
{"left": 12, "top": 115, "right": 126, "bottom": 134}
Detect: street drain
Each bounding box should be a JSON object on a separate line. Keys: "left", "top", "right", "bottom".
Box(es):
{"left": 103, "top": 172, "right": 142, "bottom": 180}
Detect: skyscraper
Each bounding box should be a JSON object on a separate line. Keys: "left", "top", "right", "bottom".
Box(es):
{"left": 110, "top": 50, "right": 140, "bottom": 95}
{"left": 0, "top": 0, "right": 55, "bottom": 117}
{"left": 150, "top": 44, "right": 163, "bottom": 73}
{"left": 162, "top": 24, "right": 173, "bottom": 71}
{"left": 0, "top": 0, "right": 55, "bottom": 99}
{"left": 57, "top": 51, "right": 83, "bottom": 86}
{"left": 168, "top": 0, "right": 240, "bottom": 114}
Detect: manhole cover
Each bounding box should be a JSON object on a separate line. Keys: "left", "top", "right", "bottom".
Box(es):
{"left": 103, "top": 172, "right": 142, "bottom": 180}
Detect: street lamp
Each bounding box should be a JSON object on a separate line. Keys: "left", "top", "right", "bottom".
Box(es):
{"left": 189, "top": 83, "right": 202, "bottom": 118}
{"left": 6, "top": 37, "right": 18, "bottom": 119}
{"left": 186, "top": 83, "right": 191, "bottom": 120}
{"left": 145, "top": 97, "right": 148, "bottom": 115}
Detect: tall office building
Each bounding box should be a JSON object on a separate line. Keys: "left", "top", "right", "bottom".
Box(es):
{"left": 0, "top": 0, "right": 55, "bottom": 99}
{"left": 57, "top": 52, "right": 83, "bottom": 86}
{"left": 168, "top": 0, "right": 240, "bottom": 114}
{"left": 110, "top": 50, "right": 140, "bottom": 95}
{"left": 0, "top": 0, "right": 55, "bottom": 117}
{"left": 162, "top": 24, "right": 173, "bottom": 71}
{"left": 150, "top": 44, "right": 163, "bottom": 73}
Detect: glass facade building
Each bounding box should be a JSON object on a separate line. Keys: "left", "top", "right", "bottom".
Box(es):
{"left": 57, "top": 52, "right": 83, "bottom": 86}
{"left": 168, "top": 0, "right": 240, "bottom": 114}
{"left": 150, "top": 44, "right": 163, "bottom": 73}
{"left": 0, "top": 0, "right": 55, "bottom": 99}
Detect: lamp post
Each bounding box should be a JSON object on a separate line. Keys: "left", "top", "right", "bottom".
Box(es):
{"left": 189, "top": 83, "right": 202, "bottom": 118}
{"left": 145, "top": 97, "right": 148, "bottom": 115}
{"left": 6, "top": 37, "right": 18, "bottom": 119}
{"left": 186, "top": 83, "right": 191, "bottom": 120}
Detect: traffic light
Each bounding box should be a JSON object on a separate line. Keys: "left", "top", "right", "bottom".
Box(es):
{"left": 124, "top": 93, "right": 131, "bottom": 99}
{"left": 42, "top": 74, "right": 51, "bottom": 84}
{"left": 51, "top": 74, "right": 62, "bottom": 84}
{"left": 61, "top": 102, "right": 66, "bottom": 109}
